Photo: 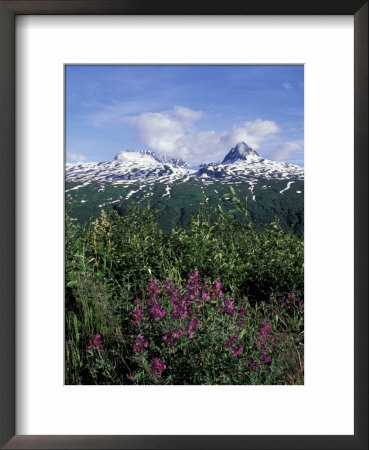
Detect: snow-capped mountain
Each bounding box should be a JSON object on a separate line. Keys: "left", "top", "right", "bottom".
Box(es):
{"left": 66, "top": 143, "right": 304, "bottom": 187}
{"left": 114, "top": 150, "right": 189, "bottom": 168}
{"left": 221, "top": 142, "right": 261, "bottom": 164}
{"left": 196, "top": 142, "right": 304, "bottom": 182}
{"left": 66, "top": 143, "right": 304, "bottom": 232}
{"left": 66, "top": 149, "right": 194, "bottom": 185}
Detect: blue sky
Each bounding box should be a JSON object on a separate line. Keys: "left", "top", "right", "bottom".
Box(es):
{"left": 66, "top": 65, "right": 304, "bottom": 166}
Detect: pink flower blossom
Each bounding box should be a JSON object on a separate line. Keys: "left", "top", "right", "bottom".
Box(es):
{"left": 148, "top": 279, "right": 166, "bottom": 319}
{"left": 133, "top": 334, "right": 148, "bottom": 354}
{"left": 87, "top": 333, "right": 103, "bottom": 350}
{"left": 162, "top": 330, "right": 174, "bottom": 347}
{"left": 224, "top": 334, "right": 243, "bottom": 357}
{"left": 130, "top": 299, "right": 144, "bottom": 324}
{"left": 248, "top": 359, "right": 259, "bottom": 371}
{"left": 173, "top": 328, "right": 184, "bottom": 339}
{"left": 151, "top": 358, "right": 166, "bottom": 378}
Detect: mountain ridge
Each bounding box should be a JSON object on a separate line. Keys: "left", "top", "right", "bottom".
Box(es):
{"left": 66, "top": 142, "right": 304, "bottom": 186}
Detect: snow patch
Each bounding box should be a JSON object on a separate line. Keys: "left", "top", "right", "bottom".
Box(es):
{"left": 280, "top": 181, "right": 295, "bottom": 195}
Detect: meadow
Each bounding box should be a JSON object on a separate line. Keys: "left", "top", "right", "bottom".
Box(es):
{"left": 65, "top": 194, "right": 304, "bottom": 385}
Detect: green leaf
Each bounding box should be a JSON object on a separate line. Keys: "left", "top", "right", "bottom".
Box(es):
{"left": 133, "top": 372, "right": 143, "bottom": 381}
{"left": 66, "top": 280, "right": 78, "bottom": 288}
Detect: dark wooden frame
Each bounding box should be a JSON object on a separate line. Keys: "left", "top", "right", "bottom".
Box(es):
{"left": 0, "top": 1, "right": 367, "bottom": 449}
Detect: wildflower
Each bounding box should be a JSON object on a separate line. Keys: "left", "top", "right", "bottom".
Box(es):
{"left": 215, "top": 281, "right": 224, "bottom": 298}
{"left": 165, "top": 279, "right": 189, "bottom": 320}
{"left": 301, "top": 361, "right": 304, "bottom": 371}
{"left": 202, "top": 292, "right": 210, "bottom": 301}
{"left": 148, "top": 279, "right": 166, "bottom": 319}
{"left": 130, "top": 299, "right": 144, "bottom": 324}
{"left": 149, "top": 279, "right": 161, "bottom": 295}
{"left": 248, "top": 359, "right": 259, "bottom": 371}
{"left": 259, "top": 322, "right": 271, "bottom": 340}
{"left": 162, "top": 330, "right": 174, "bottom": 347}
{"left": 232, "top": 345, "right": 243, "bottom": 357}
{"left": 151, "top": 358, "right": 166, "bottom": 378}
{"left": 216, "top": 298, "right": 234, "bottom": 316}
{"left": 173, "top": 327, "right": 184, "bottom": 339}
{"left": 87, "top": 333, "right": 103, "bottom": 350}
{"left": 133, "top": 334, "right": 148, "bottom": 354}
{"left": 185, "top": 270, "right": 204, "bottom": 305}
{"left": 224, "top": 334, "right": 243, "bottom": 357}
{"left": 187, "top": 317, "right": 200, "bottom": 338}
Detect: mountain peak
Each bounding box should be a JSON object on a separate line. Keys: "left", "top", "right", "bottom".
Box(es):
{"left": 114, "top": 149, "right": 157, "bottom": 162}
{"left": 222, "top": 142, "right": 260, "bottom": 164}
{"left": 113, "top": 149, "right": 189, "bottom": 168}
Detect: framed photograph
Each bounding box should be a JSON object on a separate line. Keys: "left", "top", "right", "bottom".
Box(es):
{"left": 0, "top": 1, "right": 367, "bottom": 449}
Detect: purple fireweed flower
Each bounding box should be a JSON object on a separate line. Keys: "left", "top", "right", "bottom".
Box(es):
{"left": 264, "top": 355, "right": 272, "bottom": 363}
{"left": 173, "top": 327, "right": 184, "bottom": 339}
{"left": 224, "top": 334, "right": 243, "bottom": 357}
{"left": 148, "top": 279, "right": 166, "bottom": 319}
{"left": 218, "top": 298, "right": 234, "bottom": 316}
{"left": 87, "top": 333, "right": 103, "bottom": 350}
{"left": 188, "top": 317, "right": 200, "bottom": 337}
{"left": 185, "top": 270, "right": 204, "bottom": 305}
{"left": 248, "top": 359, "right": 259, "bottom": 371}
{"left": 301, "top": 361, "right": 304, "bottom": 371}
{"left": 130, "top": 298, "right": 144, "bottom": 324}
{"left": 232, "top": 345, "right": 243, "bottom": 357}
{"left": 151, "top": 358, "right": 166, "bottom": 378}
{"left": 133, "top": 334, "right": 148, "bottom": 354}
{"left": 165, "top": 279, "right": 189, "bottom": 320}
{"left": 162, "top": 330, "right": 174, "bottom": 347}
{"left": 149, "top": 279, "right": 161, "bottom": 295}
{"left": 259, "top": 322, "right": 271, "bottom": 339}
{"left": 280, "top": 293, "right": 304, "bottom": 311}
{"left": 202, "top": 292, "right": 210, "bottom": 301}
{"left": 148, "top": 303, "right": 166, "bottom": 319}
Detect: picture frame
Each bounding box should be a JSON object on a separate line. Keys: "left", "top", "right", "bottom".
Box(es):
{"left": 0, "top": 1, "right": 367, "bottom": 449}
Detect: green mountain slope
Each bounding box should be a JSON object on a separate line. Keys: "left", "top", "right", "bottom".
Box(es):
{"left": 66, "top": 178, "right": 304, "bottom": 235}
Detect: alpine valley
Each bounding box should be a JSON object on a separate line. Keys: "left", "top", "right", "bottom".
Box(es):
{"left": 66, "top": 142, "right": 304, "bottom": 234}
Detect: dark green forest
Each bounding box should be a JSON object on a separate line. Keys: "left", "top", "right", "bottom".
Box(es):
{"left": 66, "top": 179, "right": 304, "bottom": 235}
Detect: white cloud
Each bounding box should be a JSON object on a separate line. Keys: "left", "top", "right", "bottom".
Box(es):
{"left": 262, "top": 141, "right": 304, "bottom": 163}
{"left": 67, "top": 152, "right": 87, "bottom": 163}
{"left": 81, "top": 100, "right": 164, "bottom": 127}
{"left": 282, "top": 82, "right": 294, "bottom": 90}
{"left": 122, "top": 107, "right": 281, "bottom": 165}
